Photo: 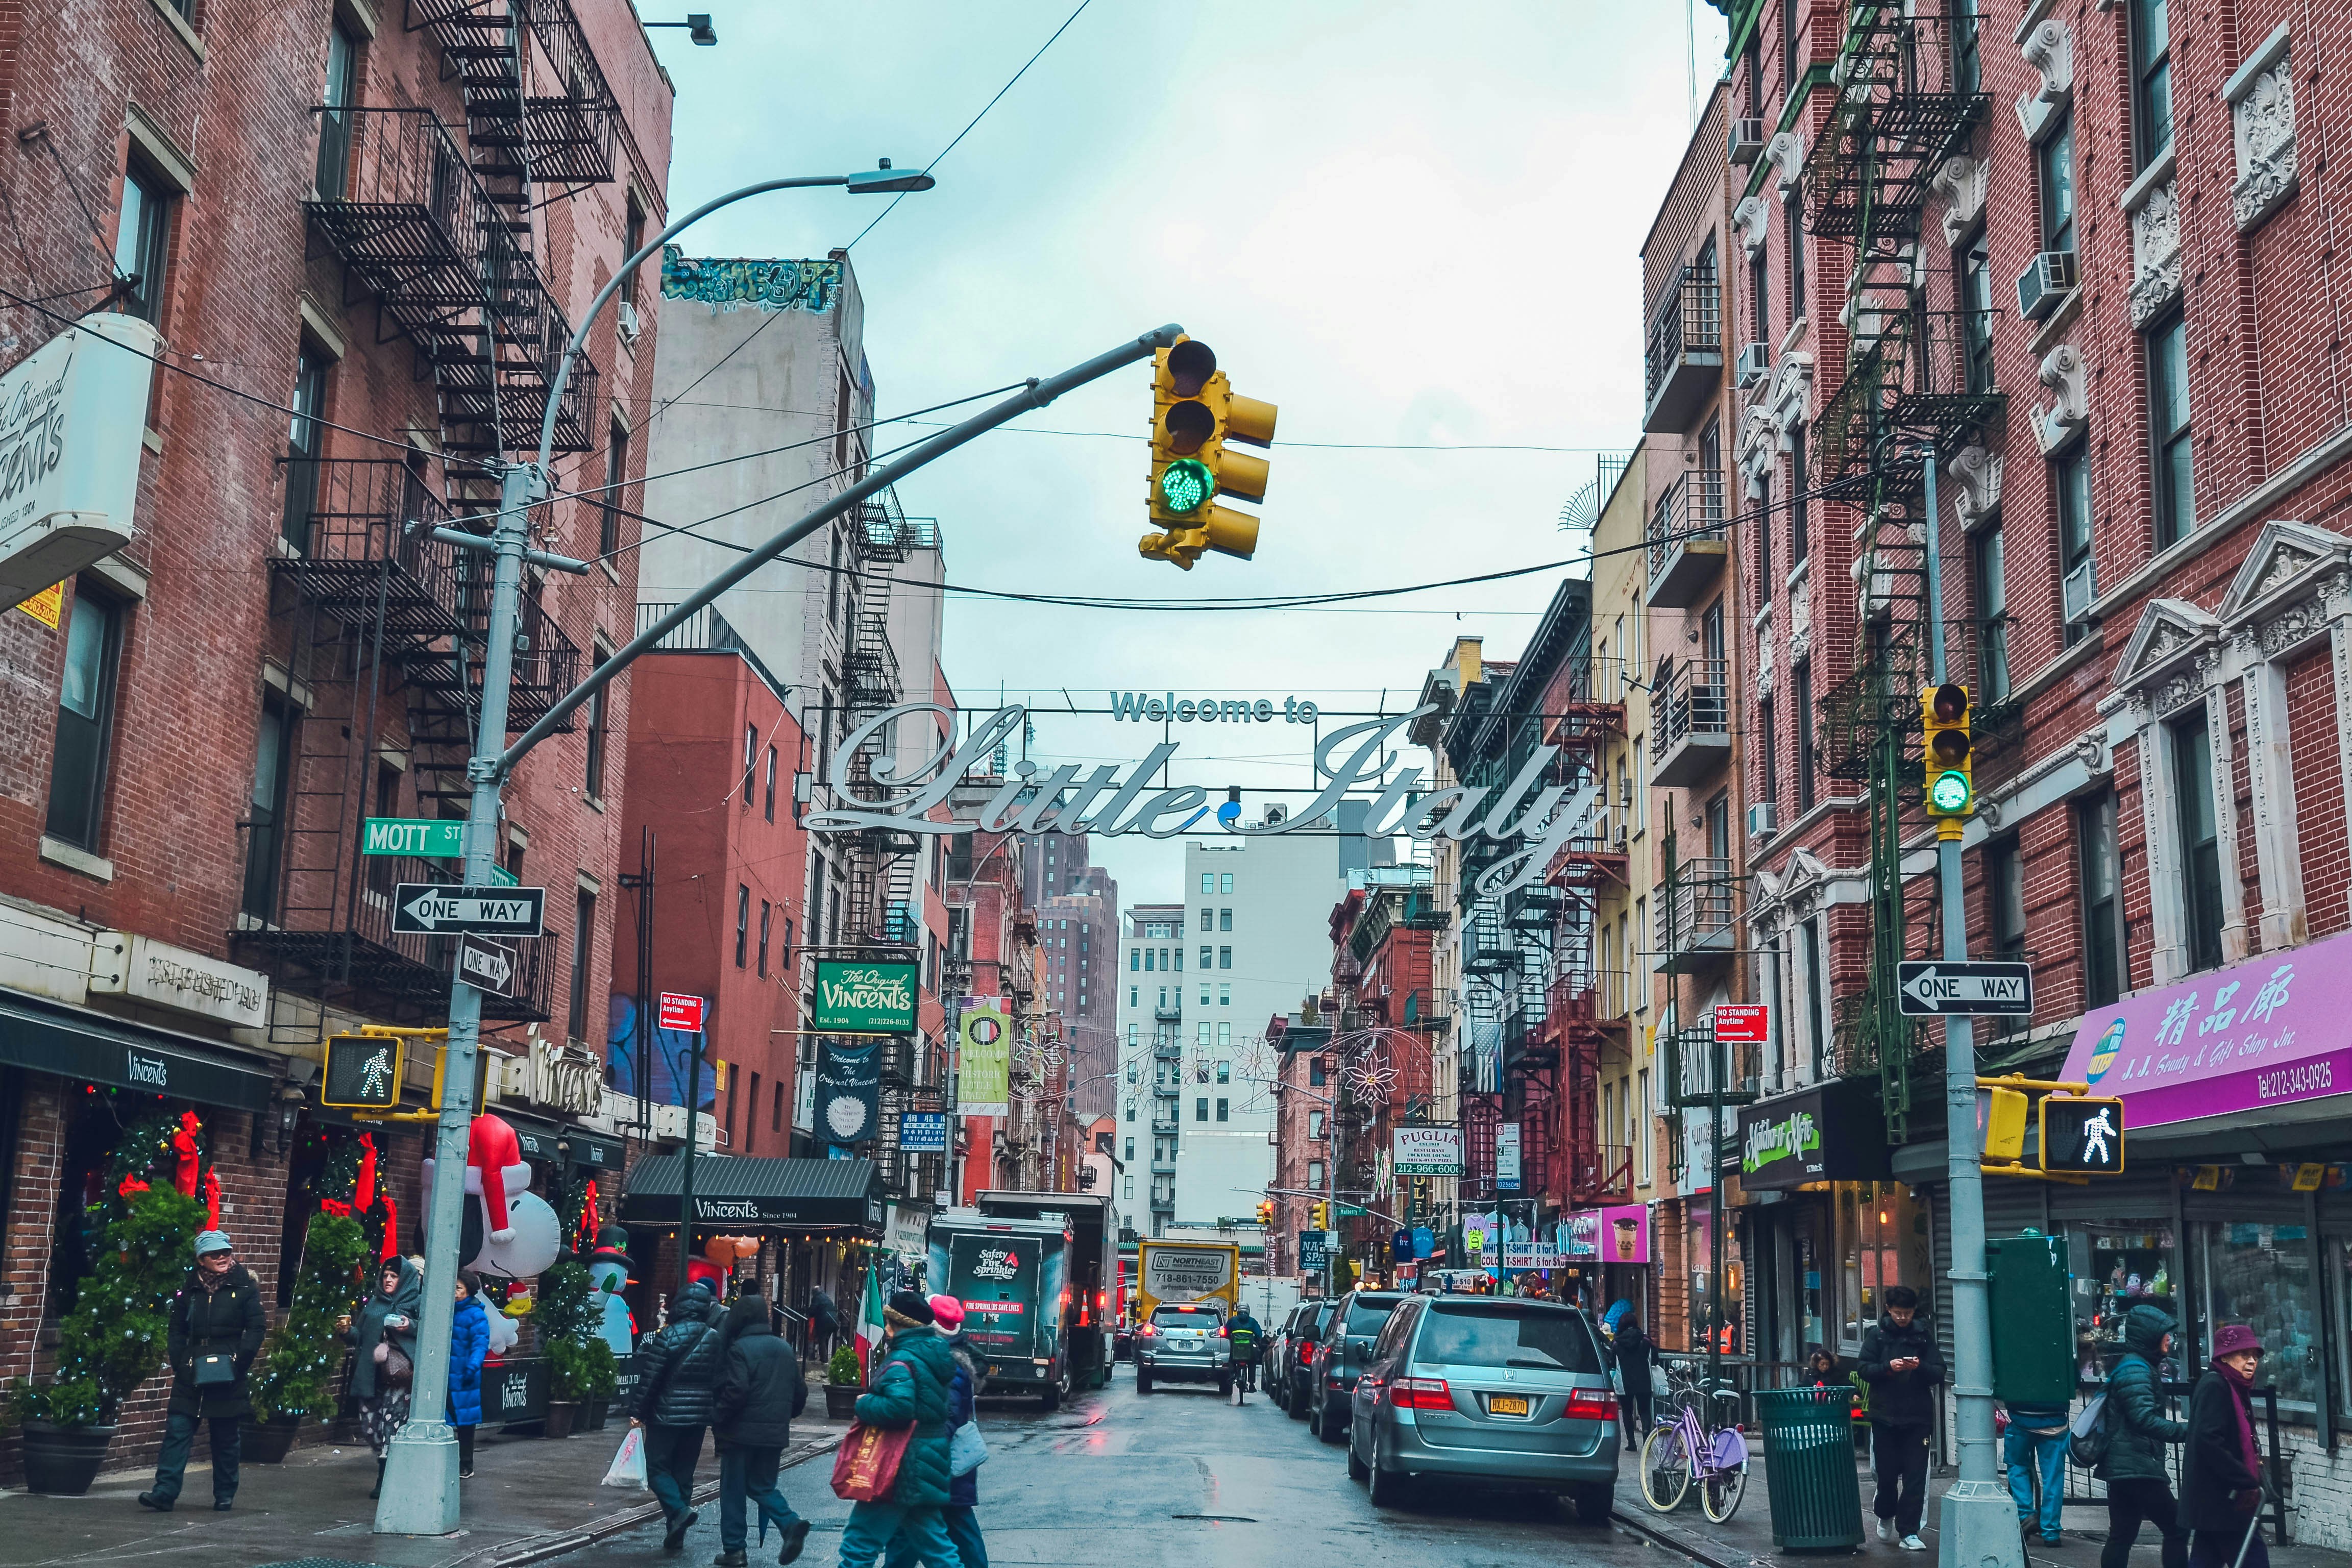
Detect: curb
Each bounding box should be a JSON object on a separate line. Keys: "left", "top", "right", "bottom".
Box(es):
{"left": 488, "top": 1433, "right": 845, "bottom": 1568}
{"left": 1611, "top": 1506, "right": 1752, "bottom": 1568}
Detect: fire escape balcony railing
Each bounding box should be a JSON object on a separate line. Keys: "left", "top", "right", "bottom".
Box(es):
{"left": 1645, "top": 467, "right": 1728, "bottom": 609}
{"left": 409, "top": 0, "right": 623, "bottom": 189}
{"left": 1659, "top": 1015, "right": 1760, "bottom": 1110}
{"left": 273, "top": 459, "right": 462, "bottom": 647}
{"left": 1570, "top": 1144, "right": 1636, "bottom": 1205}
{"left": 402, "top": 570, "right": 580, "bottom": 731}
{"left": 305, "top": 107, "right": 498, "bottom": 327}
{"left": 1816, "top": 308, "right": 2005, "bottom": 498}
{"left": 1650, "top": 656, "right": 1732, "bottom": 786}
{"left": 1803, "top": 4, "right": 1990, "bottom": 251}
{"left": 1643, "top": 258, "right": 1724, "bottom": 434}
{"left": 1655, "top": 855, "right": 1743, "bottom": 974}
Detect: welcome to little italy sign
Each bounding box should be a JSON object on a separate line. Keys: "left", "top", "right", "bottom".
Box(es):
{"left": 806, "top": 703, "right": 1584, "bottom": 898}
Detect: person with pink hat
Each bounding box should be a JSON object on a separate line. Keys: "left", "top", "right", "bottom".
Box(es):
{"left": 2184, "top": 1325, "right": 2269, "bottom": 1568}
{"left": 883, "top": 1294, "right": 988, "bottom": 1568}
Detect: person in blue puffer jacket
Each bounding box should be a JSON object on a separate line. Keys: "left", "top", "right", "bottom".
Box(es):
{"left": 449, "top": 1270, "right": 491, "bottom": 1480}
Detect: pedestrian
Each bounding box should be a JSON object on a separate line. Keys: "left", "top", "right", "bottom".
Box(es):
{"left": 138, "top": 1230, "right": 267, "bottom": 1512}
{"left": 1858, "top": 1284, "right": 1945, "bottom": 1551}
{"left": 1805, "top": 1346, "right": 1842, "bottom": 1386}
{"left": 2183, "top": 1325, "right": 2268, "bottom": 1568}
{"left": 1614, "top": 1315, "right": 1656, "bottom": 1440}
{"left": 886, "top": 1295, "right": 988, "bottom": 1568}
{"left": 710, "top": 1290, "right": 812, "bottom": 1567}
{"left": 2101, "top": 1304, "right": 2191, "bottom": 1568}
{"left": 809, "top": 1286, "right": 841, "bottom": 1359}
{"left": 339, "top": 1255, "right": 422, "bottom": 1501}
{"left": 632, "top": 1278, "right": 723, "bottom": 1551}
{"left": 2003, "top": 1390, "right": 2072, "bottom": 1545}
{"left": 841, "top": 1291, "right": 964, "bottom": 1568}
{"left": 449, "top": 1269, "right": 490, "bottom": 1481}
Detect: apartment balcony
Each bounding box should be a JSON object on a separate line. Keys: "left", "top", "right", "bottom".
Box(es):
{"left": 1151, "top": 1155, "right": 1175, "bottom": 1175}
{"left": 1655, "top": 857, "right": 1743, "bottom": 975}
{"left": 305, "top": 107, "right": 494, "bottom": 328}
{"left": 1149, "top": 1191, "right": 1175, "bottom": 1213}
{"left": 271, "top": 459, "right": 462, "bottom": 650}
{"left": 409, "top": 0, "right": 622, "bottom": 188}
{"left": 1650, "top": 657, "right": 1731, "bottom": 787}
{"left": 1154, "top": 1001, "right": 1182, "bottom": 1022}
{"left": 1659, "top": 1015, "right": 1759, "bottom": 1110}
{"left": 1554, "top": 968, "right": 1635, "bottom": 1030}
{"left": 1644, "top": 466, "right": 1728, "bottom": 609}
{"left": 1643, "top": 260, "right": 1724, "bottom": 434}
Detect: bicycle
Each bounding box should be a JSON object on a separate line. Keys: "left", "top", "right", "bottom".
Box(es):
{"left": 1639, "top": 1361, "right": 1750, "bottom": 1522}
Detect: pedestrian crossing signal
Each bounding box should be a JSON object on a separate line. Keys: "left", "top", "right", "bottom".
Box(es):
{"left": 2041, "top": 1096, "right": 2125, "bottom": 1174}
{"left": 322, "top": 1033, "right": 404, "bottom": 1110}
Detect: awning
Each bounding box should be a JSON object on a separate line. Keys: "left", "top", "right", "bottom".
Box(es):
{"left": 620, "top": 1154, "right": 883, "bottom": 1234}
{"left": 499, "top": 1110, "right": 625, "bottom": 1173}
{"left": 0, "top": 993, "right": 276, "bottom": 1111}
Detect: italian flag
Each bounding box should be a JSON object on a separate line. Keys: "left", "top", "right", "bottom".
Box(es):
{"left": 855, "top": 1264, "right": 887, "bottom": 1381}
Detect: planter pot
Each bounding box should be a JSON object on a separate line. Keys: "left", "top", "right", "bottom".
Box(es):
{"left": 584, "top": 1397, "right": 609, "bottom": 1431}
{"left": 824, "top": 1384, "right": 862, "bottom": 1420}
{"left": 543, "top": 1400, "right": 580, "bottom": 1439}
{"left": 239, "top": 1415, "right": 305, "bottom": 1465}
{"left": 20, "top": 1422, "right": 117, "bottom": 1496}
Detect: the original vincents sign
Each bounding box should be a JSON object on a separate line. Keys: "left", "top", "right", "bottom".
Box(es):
{"left": 809, "top": 704, "right": 1586, "bottom": 897}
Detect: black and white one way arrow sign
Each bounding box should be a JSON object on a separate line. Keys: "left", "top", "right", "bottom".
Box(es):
{"left": 392, "top": 883, "right": 546, "bottom": 938}
{"left": 1897, "top": 960, "right": 2034, "bottom": 1016}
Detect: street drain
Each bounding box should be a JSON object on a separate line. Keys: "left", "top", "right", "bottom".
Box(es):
{"left": 1171, "top": 1514, "right": 1258, "bottom": 1523}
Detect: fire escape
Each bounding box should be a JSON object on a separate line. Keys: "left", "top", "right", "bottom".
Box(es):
{"left": 239, "top": 1, "right": 619, "bottom": 1036}
{"left": 1804, "top": 1, "right": 2004, "bottom": 1142}
{"left": 1542, "top": 654, "right": 1634, "bottom": 1205}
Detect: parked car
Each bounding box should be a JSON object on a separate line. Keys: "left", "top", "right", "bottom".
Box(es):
{"left": 1134, "top": 1302, "right": 1231, "bottom": 1395}
{"left": 1343, "top": 1293, "right": 1618, "bottom": 1520}
{"left": 1307, "top": 1289, "right": 1411, "bottom": 1443}
{"left": 1277, "top": 1297, "right": 1337, "bottom": 1419}
{"left": 1265, "top": 1301, "right": 1312, "bottom": 1412}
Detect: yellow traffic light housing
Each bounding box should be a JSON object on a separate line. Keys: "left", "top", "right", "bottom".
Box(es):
{"left": 1980, "top": 1085, "right": 2029, "bottom": 1162}
{"left": 1311, "top": 1199, "right": 1328, "bottom": 1230}
{"left": 1141, "top": 336, "right": 1276, "bottom": 570}
{"left": 1922, "top": 682, "right": 1974, "bottom": 823}
{"left": 1256, "top": 1198, "right": 1274, "bottom": 1227}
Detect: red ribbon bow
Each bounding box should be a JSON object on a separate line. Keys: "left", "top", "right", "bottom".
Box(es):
{"left": 356, "top": 1133, "right": 378, "bottom": 1213}
{"left": 172, "top": 1111, "right": 203, "bottom": 1197}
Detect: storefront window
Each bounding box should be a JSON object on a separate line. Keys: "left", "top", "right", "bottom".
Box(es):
{"left": 2201, "top": 1220, "right": 2318, "bottom": 1411}
{"left": 1839, "top": 1182, "right": 1902, "bottom": 1348}
{"left": 2078, "top": 1224, "right": 2179, "bottom": 1382}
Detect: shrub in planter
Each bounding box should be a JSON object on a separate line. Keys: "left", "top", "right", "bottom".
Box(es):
{"left": 827, "top": 1346, "right": 863, "bottom": 1386}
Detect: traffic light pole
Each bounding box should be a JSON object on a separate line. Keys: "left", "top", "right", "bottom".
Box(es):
{"left": 1920, "top": 447, "right": 2020, "bottom": 1568}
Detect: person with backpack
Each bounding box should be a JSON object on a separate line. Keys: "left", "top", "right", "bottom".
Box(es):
{"left": 711, "top": 1291, "right": 811, "bottom": 1567}
{"left": 2182, "top": 1325, "right": 2267, "bottom": 1568}
{"left": 632, "top": 1279, "right": 723, "bottom": 1551}
{"left": 1858, "top": 1285, "right": 1945, "bottom": 1550}
{"left": 2098, "top": 1303, "right": 2191, "bottom": 1568}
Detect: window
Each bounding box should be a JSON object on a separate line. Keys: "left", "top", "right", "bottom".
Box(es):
{"left": 1199, "top": 983, "right": 1210, "bottom": 1006}
{"left": 744, "top": 1072, "right": 760, "bottom": 1152}
{"left": 1636, "top": 1069, "right": 1651, "bottom": 1181}
{"left": 1196, "top": 1022, "right": 1211, "bottom": 1047}
{"left": 2149, "top": 313, "right": 2195, "bottom": 548}
{"left": 1196, "top": 1097, "right": 1209, "bottom": 1123}
{"left": 600, "top": 419, "right": 629, "bottom": 557}
{"left": 1200, "top": 872, "right": 1213, "bottom": 894}
{"left": 1309, "top": 1110, "right": 1325, "bottom": 1139}
{"left": 1788, "top": 426, "right": 1809, "bottom": 567}
{"left": 316, "top": 23, "right": 358, "bottom": 199}
{"left": 1785, "top": 187, "right": 1806, "bottom": 323}
{"left": 1749, "top": 244, "right": 1770, "bottom": 352}
{"left": 1219, "top": 984, "right": 1230, "bottom": 1006}
{"left": 734, "top": 884, "right": 750, "bottom": 967}
{"left": 282, "top": 346, "right": 329, "bottom": 550}
{"left": 1987, "top": 835, "right": 2028, "bottom": 1035}
{"left": 1780, "top": 0, "right": 1801, "bottom": 95}
{"left": 1219, "top": 909, "right": 1232, "bottom": 932}
{"left": 46, "top": 586, "right": 122, "bottom": 852}
{"left": 113, "top": 164, "right": 172, "bottom": 323}
{"left": 2055, "top": 444, "right": 2095, "bottom": 639}
{"left": 1124, "top": 1175, "right": 1135, "bottom": 1199}
{"left": 1131, "top": 949, "right": 1140, "bottom": 971}
{"left": 1219, "top": 872, "right": 1233, "bottom": 893}
{"left": 1959, "top": 229, "right": 1995, "bottom": 395}
{"left": 2173, "top": 714, "right": 2225, "bottom": 973}
{"left": 1218, "top": 946, "right": 1232, "bottom": 970}
{"left": 1308, "top": 1057, "right": 1327, "bottom": 1087}
{"left": 569, "top": 890, "right": 595, "bottom": 1042}
{"left": 1199, "top": 945, "right": 1212, "bottom": 970}
{"left": 1199, "top": 906, "right": 1212, "bottom": 931}
{"left": 1954, "top": 0, "right": 1982, "bottom": 99}
{"left": 743, "top": 724, "right": 758, "bottom": 805}
{"left": 1308, "top": 1160, "right": 1325, "bottom": 1189}
{"left": 1217, "top": 1022, "right": 1232, "bottom": 1048}
{"left": 584, "top": 649, "right": 610, "bottom": 800}
{"left": 621, "top": 190, "right": 646, "bottom": 305}
{"left": 1215, "top": 1098, "right": 1229, "bottom": 1122}
{"left": 1793, "top": 662, "right": 1816, "bottom": 813}
{"left": 773, "top": 1079, "right": 785, "bottom": 1133}
{"left": 1758, "top": 695, "right": 1778, "bottom": 806}
{"left": 763, "top": 744, "right": 777, "bottom": 822}
{"left": 1802, "top": 917, "right": 1827, "bottom": 1076}
{"left": 2132, "top": 0, "right": 2173, "bottom": 167}
{"left": 1975, "top": 524, "right": 2010, "bottom": 701}
{"left": 2039, "top": 111, "right": 2076, "bottom": 254}
{"left": 239, "top": 694, "right": 294, "bottom": 920}
{"left": 1215, "top": 1055, "right": 1230, "bottom": 1080}
{"left": 2077, "top": 792, "right": 2125, "bottom": 1007}
{"left": 1124, "top": 1138, "right": 1134, "bottom": 1162}
{"left": 757, "top": 900, "right": 771, "bottom": 977}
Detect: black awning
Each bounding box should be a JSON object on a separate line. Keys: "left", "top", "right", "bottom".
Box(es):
{"left": 620, "top": 1154, "right": 883, "bottom": 1234}
{"left": 500, "top": 1110, "right": 625, "bottom": 1173}
{"left": 0, "top": 994, "right": 276, "bottom": 1111}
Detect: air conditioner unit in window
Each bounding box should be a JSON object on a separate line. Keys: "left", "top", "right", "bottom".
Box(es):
{"left": 616, "top": 297, "right": 642, "bottom": 346}
{"left": 1729, "top": 118, "right": 1766, "bottom": 165}
{"left": 1735, "top": 342, "right": 1771, "bottom": 388}
{"left": 2015, "top": 250, "right": 2078, "bottom": 322}
{"left": 1747, "top": 802, "right": 1778, "bottom": 840}
{"left": 2063, "top": 558, "right": 2097, "bottom": 623}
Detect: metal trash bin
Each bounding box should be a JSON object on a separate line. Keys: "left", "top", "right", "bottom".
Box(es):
{"left": 1755, "top": 1386, "right": 1865, "bottom": 1550}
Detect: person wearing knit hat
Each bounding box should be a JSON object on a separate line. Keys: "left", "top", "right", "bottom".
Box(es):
{"left": 926, "top": 1295, "right": 965, "bottom": 1332}
{"left": 2185, "top": 1326, "right": 2269, "bottom": 1568}
{"left": 886, "top": 1290, "right": 936, "bottom": 1327}
{"left": 139, "top": 1230, "right": 266, "bottom": 1512}
{"left": 884, "top": 1297, "right": 989, "bottom": 1568}
{"left": 846, "top": 1285, "right": 963, "bottom": 1568}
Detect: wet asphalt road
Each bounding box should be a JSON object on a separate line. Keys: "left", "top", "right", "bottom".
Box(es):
{"left": 562, "top": 1365, "right": 1691, "bottom": 1568}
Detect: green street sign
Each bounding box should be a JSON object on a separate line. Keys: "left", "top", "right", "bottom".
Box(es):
{"left": 362, "top": 818, "right": 516, "bottom": 886}
{"left": 813, "top": 959, "right": 919, "bottom": 1033}
{"left": 1337, "top": 1205, "right": 1368, "bottom": 1217}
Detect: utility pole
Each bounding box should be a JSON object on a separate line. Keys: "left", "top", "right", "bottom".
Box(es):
{"left": 1920, "top": 447, "right": 2018, "bottom": 1568}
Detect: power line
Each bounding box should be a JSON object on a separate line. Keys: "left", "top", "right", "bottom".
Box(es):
{"left": 903, "top": 421, "right": 1631, "bottom": 454}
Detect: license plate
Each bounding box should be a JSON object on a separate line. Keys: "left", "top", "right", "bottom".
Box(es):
{"left": 1488, "top": 1394, "right": 1529, "bottom": 1416}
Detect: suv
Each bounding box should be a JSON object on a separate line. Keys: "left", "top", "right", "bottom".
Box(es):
{"left": 1344, "top": 1294, "right": 1618, "bottom": 1520}
{"left": 1134, "top": 1303, "right": 1231, "bottom": 1395}
{"left": 1279, "top": 1298, "right": 1337, "bottom": 1419}
{"left": 1307, "top": 1290, "right": 1410, "bottom": 1443}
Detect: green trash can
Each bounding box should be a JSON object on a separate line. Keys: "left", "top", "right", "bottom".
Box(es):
{"left": 1755, "top": 1386, "right": 1866, "bottom": 1550}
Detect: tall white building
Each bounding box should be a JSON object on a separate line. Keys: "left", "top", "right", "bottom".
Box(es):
{"left": 1114, "top": 902, "right": 1187, "bottom": 1240}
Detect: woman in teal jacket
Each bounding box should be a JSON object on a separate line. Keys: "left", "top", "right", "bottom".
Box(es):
{"left": 2101, "top": 1304, "right": 2190, "bottom": 1568}
{"left": 842, "top": 1292, "right": 964, "bottom": 1568}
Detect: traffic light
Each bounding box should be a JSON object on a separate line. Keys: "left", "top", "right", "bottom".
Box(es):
{"left": 1255, "top": 1198, "right": 1273, "bottom": 1227}
{"left": 1979, "top": 1083, "right": 2028, "bottom": 1162}
{"left": 1140, "top": 336, "right": 1276, "bottom": 570}
{"left": 1921, "top": 682, "right": 1975, "bottom": 819}
{"left": 2042, "top": 1095, "right": 2126, "bottom": 1174}
{"left": 1311, "top": 1199, "right": 1328, "bottom": 1231}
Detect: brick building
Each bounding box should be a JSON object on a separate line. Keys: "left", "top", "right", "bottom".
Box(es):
{"left": 0, "top": 0, "right": 669, "bottom": 1480}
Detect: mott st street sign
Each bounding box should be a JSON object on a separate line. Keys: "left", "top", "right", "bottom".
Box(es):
{"left": 391, "top": 884, "right": 546, "bottom": 937}
{"left": 363, "top": 819, "right": 518, "bottom": 885}
{"left": 1898, "top": 960, "right": 2034, "bottom": 1016}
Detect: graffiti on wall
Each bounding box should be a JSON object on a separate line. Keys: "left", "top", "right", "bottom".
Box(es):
{"left": 659, "top": 247, "right": 843, "bottom": 313}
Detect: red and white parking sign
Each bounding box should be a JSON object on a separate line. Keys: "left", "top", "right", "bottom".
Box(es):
{"left": 657, "top": 992, "right": 707, "bottom": 1033}
{"left": 1711, "top": 1003, "right": 1769, "bottom": 1043}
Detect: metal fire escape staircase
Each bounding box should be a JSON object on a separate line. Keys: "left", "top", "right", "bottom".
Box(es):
{"left": 1803, "top": 2, "right": 2007, "bottom": 1142}
{"left": 1542, "top": 662, "right": 1634, "bottom": 1204}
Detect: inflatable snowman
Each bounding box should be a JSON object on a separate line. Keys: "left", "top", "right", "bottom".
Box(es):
{"left": 420, "top": 1112, "right": 561, "bottom": 1280}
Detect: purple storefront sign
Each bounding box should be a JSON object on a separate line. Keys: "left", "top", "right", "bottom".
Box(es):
{"left": 2059, "top": 928, "right": 2352, "bottom": 1129}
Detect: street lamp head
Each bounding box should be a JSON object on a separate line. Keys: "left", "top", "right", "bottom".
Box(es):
{"left": 687, "top": 13, "right": 717, "bottom": 44}
{"left": 848, "top": 158, "right": 937, "bottom": 195}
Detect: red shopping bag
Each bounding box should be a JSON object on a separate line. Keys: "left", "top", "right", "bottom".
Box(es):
{"left": 830, "top": 1420, "right": 913, "bottom": 1502}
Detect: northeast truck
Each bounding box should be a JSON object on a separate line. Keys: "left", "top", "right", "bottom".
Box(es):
{"left": 928, "top": 1190, "right": 1115, "bottom": 1408}
{"left": 1133, "top": 1239, "right": 1241, "bottom": 1319}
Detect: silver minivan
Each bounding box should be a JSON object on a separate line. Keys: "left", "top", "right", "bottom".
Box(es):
{"left": 1344, "top": 1295, "right": 1619, "bottom": 1520}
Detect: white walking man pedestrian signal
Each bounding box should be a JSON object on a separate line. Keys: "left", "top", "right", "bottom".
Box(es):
{"left": 2042, "top": 1096, "right": 2126, "bottom": 1174}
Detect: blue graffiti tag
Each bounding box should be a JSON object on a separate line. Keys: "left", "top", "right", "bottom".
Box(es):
{"left": 659, "top": 247, "right": 843, "bottom": 313}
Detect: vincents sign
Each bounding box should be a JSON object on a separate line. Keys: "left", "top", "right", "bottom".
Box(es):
{"left": 808, "top": 703, "right": 1585, "bottom": 897}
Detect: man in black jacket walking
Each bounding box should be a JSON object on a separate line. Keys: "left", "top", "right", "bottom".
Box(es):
{"left": 140, "top": 1231, "right": 267, "bottom": 1512}
{"left": 1859, "top": 1285, "right": 1946, "bottom": 1550}
{"left": 712, "top": 1293, "right": 812, "bottom": 1567}
{"left": 634, "top": 1280, "right": 723, "bottom": 1550}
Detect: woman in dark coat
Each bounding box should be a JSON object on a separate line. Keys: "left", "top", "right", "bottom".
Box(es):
{"left": 2183, "top": 1325, "right": 2268, "bottom": 1568}
{"left": 340, "top": 1256, "right": 423, "bottom": 1499}
{"left": 1613, "top": 1316, "right": 1657, "bottom": 1440}
{"left": 138, "top": 1230, "right": 267, "bottom": 1512}
{"left": 448, "top": 1270, "right": 491, "bottom": 1480}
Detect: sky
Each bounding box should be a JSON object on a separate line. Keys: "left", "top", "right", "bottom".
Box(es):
{"left": 641, "top": 0, "right": 1731, "bottom": 908}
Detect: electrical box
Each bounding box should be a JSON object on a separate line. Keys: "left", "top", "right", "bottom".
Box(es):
{"left": 1988, "top": 1232, "right": 2074, "bottom": 1406}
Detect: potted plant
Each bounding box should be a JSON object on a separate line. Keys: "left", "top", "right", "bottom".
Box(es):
{"left": 546, "top": 1336, "right": 616, "bottom": 1439}
{"left": 824, "top": 1346, "right": 864, "bottom": 1420}
{"left": 244, "top": 1209, "right": 366, "bottom": 1462}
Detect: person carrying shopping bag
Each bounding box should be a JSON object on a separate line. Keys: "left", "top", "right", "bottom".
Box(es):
{"left": 339, "top": 1256, "right": 422, "bottom": 1501}
{"left": 885, "top": 1296, "right": 988, "bottom": 1568}
{"left": 2184, "top": 1325, "right": 2269, "bottom": 1568}
{"left": 631, "top": 1278, "right": 723, "bottom": 1551}
{"left": 710, "top": 1291, "right": 811, "bottom": 1567}
{"left": 2101, "top": 1304, "right": 2191, "bottom": 1568}
{"left": 139, "top": 1230, "right": 267, "bottom": 1512}
{"left": 841, "top": 1292, "right": 964, "bottom": 1568}
{"left": 448, "top": 1270, "right": 491, "bottom": 1481}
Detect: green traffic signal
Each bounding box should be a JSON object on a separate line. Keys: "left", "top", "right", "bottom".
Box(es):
{"left": 1930, "top": 770, "right": 1973, "bottom": 814}
{"left": 1158, "top": 458, "right": 1214, "bottom": 516}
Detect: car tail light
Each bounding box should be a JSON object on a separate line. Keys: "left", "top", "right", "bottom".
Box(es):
{"left": 1566, "top": 1388, "right": 1618, "bottom": 1421}
{"left": 1391, "top": 1378, "right": 1451, "bottom": 1412}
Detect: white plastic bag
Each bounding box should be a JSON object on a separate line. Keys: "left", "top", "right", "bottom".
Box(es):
{"left": 602, "top": 1426, "right": 648, "bottom": 1488}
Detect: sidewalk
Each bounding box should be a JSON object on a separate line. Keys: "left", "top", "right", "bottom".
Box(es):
{"left": 1, "top": 1379, "right": 849, "bottom": 1568}
{"left": 1614, "top": 1452, "right": 2352, "bottom": 1568}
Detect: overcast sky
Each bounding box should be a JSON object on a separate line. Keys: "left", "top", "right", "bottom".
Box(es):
{"left": 642, "top": 1, "right": 1730, "bottom": 908}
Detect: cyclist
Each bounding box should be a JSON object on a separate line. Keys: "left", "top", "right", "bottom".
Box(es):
{"left": 1224, "top": 1305, "right": 1262, "bottom": 1391}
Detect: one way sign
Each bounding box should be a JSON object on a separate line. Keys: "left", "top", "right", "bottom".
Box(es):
{"left": 1897, "top": 960, "right": 2033, "bottom": 1016}
{"left": 393, "top": 883, "right": 546, "bottom": 938}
